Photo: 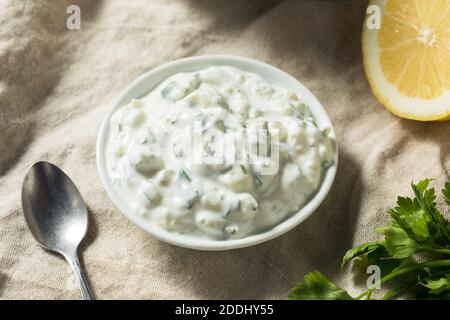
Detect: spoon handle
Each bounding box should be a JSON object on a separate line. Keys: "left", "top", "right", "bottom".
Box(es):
{"left": 65, "top": 253, "right": 93, "bottom": 300}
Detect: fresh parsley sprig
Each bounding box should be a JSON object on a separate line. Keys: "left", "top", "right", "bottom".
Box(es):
{"left": 288, "top": 180, "right": 450, "bottom": 300}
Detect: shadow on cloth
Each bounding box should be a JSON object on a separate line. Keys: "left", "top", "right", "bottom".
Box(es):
{"left": 0, "top": 273, "right": 6, "bottom": 296}
{"left": 398, "top": 120, "right": 450, "bottom": 181}
{"left": 181, "top": 0, "right": 368, "bottom": 72}
{"left": 0, "top": 0, "right": 104, "bottom": 174}
{"left": 180, "top": 0, "right": 284, "bottom": 29}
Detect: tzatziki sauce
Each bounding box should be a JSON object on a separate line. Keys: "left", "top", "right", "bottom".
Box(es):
{"left": 106, "top": 66, "right": 334, "bottom": 240}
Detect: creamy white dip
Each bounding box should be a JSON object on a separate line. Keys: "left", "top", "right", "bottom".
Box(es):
{"left": 106, "top": 66, "right": 334, "bottom": 240}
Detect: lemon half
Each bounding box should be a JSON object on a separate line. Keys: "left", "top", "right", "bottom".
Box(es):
{"left": 362, "top": 0, "right": 450, "bottom": 121}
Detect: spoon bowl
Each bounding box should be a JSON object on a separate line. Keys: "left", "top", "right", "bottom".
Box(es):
{"left": 21, "top": 161, "right": 93, "bottom": 300}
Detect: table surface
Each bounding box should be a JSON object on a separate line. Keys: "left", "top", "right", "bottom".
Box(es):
{"left": 0, "top": 0, "right": 449, "bottom": 299}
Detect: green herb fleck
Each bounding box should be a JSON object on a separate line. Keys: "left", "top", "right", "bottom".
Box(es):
{"left": 215, "top": 120, "right": 226, "bottom": 132}
{"left": 179, "top": 169, "right": 192, "bottom": 182}
{"left": 253, "top": 174, "right": 263, "bottom": 188}
{"left": 219, "top": 166, "right": 233, "bottom": 175}
{"left": 187, "top": 191, "right": 200, "bottom": 209}
{"left": 161, "top": 81, "right": 177, "bottom": 99}
{"left": 223, "top": 208, "right": 232, "bottom": 219}
{"left": 322, "top": 128, "right": 331, "bottom": 137}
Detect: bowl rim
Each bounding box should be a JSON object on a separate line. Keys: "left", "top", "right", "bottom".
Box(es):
{"left": 96, "top": 54, "right": 338, "bottom": 251}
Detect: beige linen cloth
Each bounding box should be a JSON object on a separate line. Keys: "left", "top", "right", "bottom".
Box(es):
{"left": 1, "top": 0, "right": 449, "bottom": 300}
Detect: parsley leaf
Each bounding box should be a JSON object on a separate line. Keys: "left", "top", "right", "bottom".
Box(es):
{"left": 289, "top": 179, "right": 450, "bottom": 300}
{"left": 366, "top": 245, "right": 404, "bottom": 277}
{"left": 412, "top": 180, "right": 450, "bottom": 243}
{"left": 388, "top": 196, "right": 430, "bottom": 241}
{"left": 422, "top": 275, "right": 450, "bottom": 295}
{"left": 288, "top": 271, "right": 353, "bottom": 300}
{"left": 341, "top": 241, "right": 385, "bottom": 268}
{"left": 377, "top": 223, "right": 423, "bottom": 259}
{"left": 443, "top": 182, "right": 450, "bottom": 205}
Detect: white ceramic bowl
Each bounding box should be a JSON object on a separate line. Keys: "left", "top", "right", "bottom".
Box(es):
{"left": 96, "top": 55, "right": 338, "bottom": 250}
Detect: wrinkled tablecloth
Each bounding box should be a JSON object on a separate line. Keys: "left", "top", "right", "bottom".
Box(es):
{"left": 1, "top": 0, "right": 449, "bottom": 299}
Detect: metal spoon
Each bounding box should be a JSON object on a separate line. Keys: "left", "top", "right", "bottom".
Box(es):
{"left": 21, "top": 161, "right": 93, "bottom": 300}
